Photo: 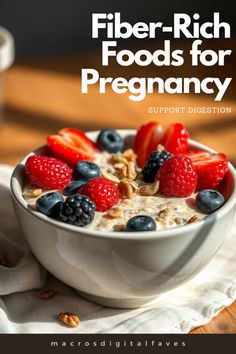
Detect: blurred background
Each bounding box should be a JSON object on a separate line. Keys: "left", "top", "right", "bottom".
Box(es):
{"left": 0, "top": 0, "right": 235, "bottom": 165}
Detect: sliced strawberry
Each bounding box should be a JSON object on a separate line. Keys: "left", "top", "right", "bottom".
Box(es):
{"left": 134, "top": 122, "right": 164, "bottom": 168}
{"left": 217, "top": 170, "right": 232, "bottom": 200}
{"left": 47, "top": 128, "right": 97, "bottom": 166}
{"left": 59, "top": 128, "right": 97, "bottom": 153}
{"left": 145, "top": 124, "right": 165, "bottom": 160}
{"left": 160, "top": 123, "right": 189, "bottom": 154}
{"left": 134, "top": 121, "right": 189, "bottom": 168}
{"left": 184, "top": 149, "right": 209, "bottom": 161}
{"left": 184, "top": 150, "right": 228, "bottom": 190}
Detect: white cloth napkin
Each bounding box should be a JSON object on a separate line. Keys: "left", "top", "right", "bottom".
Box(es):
{"left": 0, "top": 164, "right": 236, "bottom": 334}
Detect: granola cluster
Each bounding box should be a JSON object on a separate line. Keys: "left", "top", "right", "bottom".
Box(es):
{"left": 90, "top": 149, "right": 202, "bottom": 231}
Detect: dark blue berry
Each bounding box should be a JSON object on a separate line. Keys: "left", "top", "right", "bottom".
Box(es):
{"left": 196, "top": 189, "right": 224, "bottom": 214}
{"left": 63, "top": 180, "right": 86, "bottom": 196}
{"left": 143, "top": 150, "right": 172, "bottom": 183}
{"left": 36, "top": 192, "right": 64, "bottom": 217}
{"left": 59, "top": 194, "right": 95, "bottom": 226}
{"left": 74, "top": 161, "right": 100, "bottom": 181}
{"left": 97, "top": 129, "right": 124, "bottom": 153}
{"left": 125, "top": 215, "right": 156, "bottom": 232}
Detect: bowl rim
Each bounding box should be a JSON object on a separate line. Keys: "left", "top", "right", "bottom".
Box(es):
{"left": 10, "top": 129, "right": 236, "bottom": 240}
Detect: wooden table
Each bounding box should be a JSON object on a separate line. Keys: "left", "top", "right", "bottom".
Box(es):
{"left": 0, "top": 53, "right": 235, "bottom": 333}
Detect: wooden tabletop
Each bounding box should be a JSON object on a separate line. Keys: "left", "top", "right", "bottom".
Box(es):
{"left": 0, "top": 52, "right": 236, "bottom": 333}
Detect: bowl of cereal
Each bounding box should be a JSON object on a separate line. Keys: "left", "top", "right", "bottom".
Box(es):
{"left": 10, "top": 123, "right": 236, "bottom": 308}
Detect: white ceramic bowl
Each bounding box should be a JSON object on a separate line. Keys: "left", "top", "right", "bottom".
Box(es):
{"left": 10, "top": 130, "right": 236, "bottom": 308}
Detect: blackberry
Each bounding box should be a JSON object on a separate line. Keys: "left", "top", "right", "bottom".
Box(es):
{"left": 142, "top": 150, "right": 172, "bottom": 183}
{"left": 59, "top": 195, "right": 95, "bottom": 226}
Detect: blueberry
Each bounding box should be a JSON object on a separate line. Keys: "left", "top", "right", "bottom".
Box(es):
{"left": 196, "top": 189, "right": 225, "bottom": 214}
{"left": 97, "top": 129, "right": 124, "bottom": 153}
{"left": 125, "top": 215, "right": 156, "bottom": 232}
{"left": 63, "top": 180, "right": 86, "bottom": 196}
{"left": 74, "top": 161, "right": 100, "bottom": 181}
{"left": 36, "top": 192, "right": 64, "bottom": 217}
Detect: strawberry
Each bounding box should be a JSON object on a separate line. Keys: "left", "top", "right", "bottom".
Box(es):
{"left": 184, "top": 150, "right": 228, "bottom": 190}
{"left": 25, "top": 155, "right": 72, "bottom": 190}
{"left": 134, "top": 122, "right": 164, "bottom": 168}
{"left": 161, "top": 123, "right": 189, "bottom": 155}
{"left": 80, "top": 177, "right": 120, "bottom": 212}
{"left": 47, "top": 135, "right": 95, "bottom": 166}
{"left": 134, "top": 122, "right": 189, "bottom": 168}
{"left": 157, "top": 155, "right": 197, "bottom": 197}
{"left": 47, "top": 128, "right": 97, "bottom": 166}
{"left": 59, "top": 128, "right": 97, "bottom": 153}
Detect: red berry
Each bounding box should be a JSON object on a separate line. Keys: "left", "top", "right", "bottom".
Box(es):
{"left": 184, "top": 150, "right": 228, "bottom": 190}
{"left": 157, "top": 155, "right": 197, "bottom": 197}
{"left": 161, "top": 123, "right": 189, "bottom": 155}
{"left": 134, "top": 121, "right": 164, "bottom": 168}
{"left": 25, "top": 155, "right": 72, "bottom": 190}
{"left": 80, "top": 177, "right": 120, "bottom": 212}
{"left": 134, "top": 121, "right": 189, "bottom": 168}
{"left": 47, "top": 128, "right": 97, "bottom": 166}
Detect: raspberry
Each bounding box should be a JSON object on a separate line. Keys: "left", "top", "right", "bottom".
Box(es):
{"left": 25, "top": 155, "right": 72, "bottom": 190}
{"left": 142, "top": 150, "right": 172, "bottom": 183}
{"left": 157, "top": 155, "right": 197, "bottom": 197}
{"left": 80, "top": 177, "right": 120, "bottom": 211}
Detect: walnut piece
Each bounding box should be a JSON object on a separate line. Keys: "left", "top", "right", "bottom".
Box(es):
{"left": 138, "top": 181, "right": 160, "bottom": 196}
{"left": 101, "top": 170, "right": 120, "bottom": 183}
{"left": 187, "top": 215, "right": 199, "bottom": 224}
{"left": 119, "top": 164, "right": 128, "bottom": 179}
{"left": 58, "top": 312, "right": 80, "bottom": 327}
{"left": 119, "top": 179, "right": 133, "bottom": 199}
{"left": 110, "top": 155, "right": 129, "bottom": 165}
{"left": 158, "top": 208, "right": 170, "bottom": 218}
{"left": 107, "top": 208, "right": 122, "bottom": 218}
{"left": 174, "top": 217, "right": 184, "bottom": 225}
{"left": 110, "top": 151, "right": 137, "bottom": 180}
{"left": 113, "top": 224, "right": 125, "bottom": 231}
{"left": 38, "top": 288, "right": 56, "bottom": 299}
{"left": 127, "top": 161, "right": 137, "bottom": 180}
{"left": 28, "top": 188, "right": 43, "bottom": 197}
{"left": 113, "top": 162, "right": 125, "bottom": 170}
{"left": 122, "top": 178, "right": 139, "bottom": 191}
{"left": 123, "top": 148, "right": 137, "bottom": 162}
